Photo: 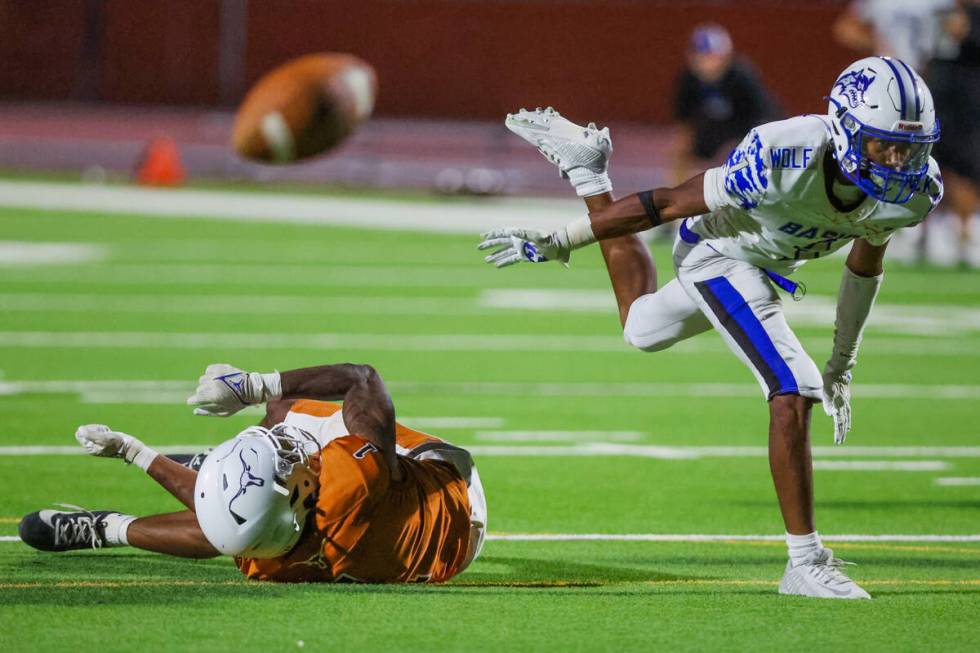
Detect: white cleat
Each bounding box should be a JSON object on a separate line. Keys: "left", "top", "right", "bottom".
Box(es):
{"left": 779, "top": 548, "right": 871, "bottom": 600}
{"left": 505, "top": 107, "right": 612, "bottom": 196}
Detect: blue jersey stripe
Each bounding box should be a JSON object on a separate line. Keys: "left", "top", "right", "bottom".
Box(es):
{"left": 699, "top": 277, "right": 799, "bottom": 396}
{"left": 879, "top": 57, "right": 908, "bottom": 120}
{"left": 896, "top": 58, "right": 922, "bottom": 120}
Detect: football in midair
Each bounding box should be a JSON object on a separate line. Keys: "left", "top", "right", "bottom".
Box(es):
{"left": 231, "top": 53, "right": 376, "bottom": 163}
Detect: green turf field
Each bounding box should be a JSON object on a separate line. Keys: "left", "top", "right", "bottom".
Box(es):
{"left": 1, "top": 186, "right": 978, "bottom": 652}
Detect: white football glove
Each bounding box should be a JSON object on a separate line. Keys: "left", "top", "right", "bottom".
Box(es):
{"left": 75, "top": 424, "right": 158, "bottom": 470}
{"left": 478, "top": 228, "right": 571, "bottom": 267}
{"left": 821, "top": 369, "right": 852, "bottom": 445}
{"left": 186, "top": 363, "right": 282, "bottom": 417}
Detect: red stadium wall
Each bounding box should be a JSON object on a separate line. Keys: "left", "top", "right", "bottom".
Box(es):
{"left": 0, "top": 0, "right": 856, "bottom": 123}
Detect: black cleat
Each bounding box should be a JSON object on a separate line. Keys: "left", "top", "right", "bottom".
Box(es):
{"left": 19, "top": 507, "right": 117, "bottom": 552}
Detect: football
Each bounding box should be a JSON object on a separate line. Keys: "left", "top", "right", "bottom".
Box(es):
{"left": 231, "top": 53, "right": 377, "bottom": 163}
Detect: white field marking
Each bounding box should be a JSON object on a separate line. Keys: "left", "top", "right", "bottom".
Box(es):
{"left": 78, "top": 391, "right": 190, "bottom": 405}
{"left": 2, "top": 293, "right": 977, "bottom": 357}
{"left": 0, "top": 445, "right": 205, "bottom": 456}
{"left": 4, "top": 442, "right": 979, "bottom": 460}
{"left": 2, "top": 534, "right": 979, "bottom": 544}
{"left": 459, "top": 443, "right": 979, "bottom": 460}
{"left": 390, "top": 380, "right": 980, "bottom": 400}
{"left": 688, "top": 446, "right": 980, "bottom": 458}
{"left": 0, "top": 293, "right": 490, "bottom": 317}
{"left": 3, "top": 378, "right": 980, "bottom": 402}
{"left": 480, "top": 290, "right": 980, "bottom": 337}
{"left": 475, "top": 430, "right": 644, "bottom": 442}
{"left": 0, "top": 180, "right": 579, "bottom": 235}
{"left": 0, "top": 331, "right": 631, "bottom": 353}
{"left": 0, "top": 242, "right": 106, "bottom": 266}
{"left": 402, "top": 417, "right": 505, "bottom": 429}
{"left": 935, "top": 477, "right": 980, "bottom": 486}
{"left": 811, "top": 460, "right": 950, "bottom": 471}
{"left": 485, "top": 533, "right": 980, "bottom": 543}
{"left": 0, "top": 263, "right": 513, "bottom": 289}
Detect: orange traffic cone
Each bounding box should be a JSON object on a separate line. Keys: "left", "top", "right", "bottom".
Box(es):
{"left": 136, "top": 136, "right": 186, "bottom": 186}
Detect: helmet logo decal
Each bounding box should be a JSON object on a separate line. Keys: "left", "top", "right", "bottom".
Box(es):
{"left": 834, "top": 68, "right": 877, "bottom": 109}
{"left": 228, "top": 447, "right": 265, "bottom": 525}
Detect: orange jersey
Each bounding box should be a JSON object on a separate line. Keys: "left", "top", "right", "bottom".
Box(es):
{"left": 237, "top": 400, "right": 472, "bottom": 583}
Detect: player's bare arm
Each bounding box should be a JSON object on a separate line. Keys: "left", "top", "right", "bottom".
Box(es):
{"left": 480, "top": 109, "right": 710, "bottom": 269}
{"left": 279, "top": 364, "right": 401, "bottom": 480}
{"left": 187, "top": 362, "right": 402, "bottom": 481}
{"left": 846, "top": 237, "right": 887, "bottom": 277}
{"left": 73, "top": 423, "right": 195, "bottom": 508}
{"left": 587, "top": 173, "right": 710, "bottom": 240}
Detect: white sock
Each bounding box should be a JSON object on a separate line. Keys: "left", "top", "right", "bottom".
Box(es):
{"left": 101, "top": 513, "right": 136, "bottom": 546}
{"left": 786, "top": 531, "right": 822, "bottom": 567}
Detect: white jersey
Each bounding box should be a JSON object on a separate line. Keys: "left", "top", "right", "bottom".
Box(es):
{"left": 696, "top": 115, "right": 943, "bottom": 273}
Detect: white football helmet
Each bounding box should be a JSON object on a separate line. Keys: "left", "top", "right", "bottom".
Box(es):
{"left": 194, "top": 423, "right": 319, "bottom": 558}
{"left": 827, "top": 56, "right": 940, "bottom": 204}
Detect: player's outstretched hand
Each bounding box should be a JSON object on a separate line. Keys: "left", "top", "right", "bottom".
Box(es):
{"left": 478, "top": 228, "right": 570, "bottom": 268}
{"left": 186, "top": 363, "right": 281, "bottom": 417}
{"left": 821, "top": 369, "right": 852, "bottom": 445}
{"left": 75, "top": 424, "right": 146, "bottom": 461}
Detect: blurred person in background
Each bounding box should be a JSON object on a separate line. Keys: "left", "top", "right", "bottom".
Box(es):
{"left": 929, "top": 2, "right": 979, "bottom": 267}
{"left": 835, "top": 0, "right": 977, "bottom": 266}
{"left": 671, "top": 24, "right": 780, "bottom": 189}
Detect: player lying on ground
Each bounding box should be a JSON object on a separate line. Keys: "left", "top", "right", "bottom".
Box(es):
{"left": 480, "top": 57, "right": 943, "bottom": 599}
{"left": 19, "top": 363, "right": 487, "bottom": 583}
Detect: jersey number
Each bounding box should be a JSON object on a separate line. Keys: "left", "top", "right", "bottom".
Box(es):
{"left": 353, "top": 443, "right": 379, "bottom": 460}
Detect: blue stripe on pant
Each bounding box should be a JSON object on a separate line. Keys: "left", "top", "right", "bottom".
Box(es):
{"left": 696, "top": 276, "right": 799, "bottom": 398}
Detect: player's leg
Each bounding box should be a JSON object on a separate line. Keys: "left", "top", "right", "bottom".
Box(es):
{"left": 126, "top": 510, "right": 219, "bottom": 558}
{"left": 944, "top": 171, "right": 978, "bottom": 266}
{"left": 19, "top": 507, "right": 219, "bottom": 558}
{"left": 675, "top": 246, "right": 868, "bottom": 598}
{"left": 768, "top": 393, "right": 815, "bottom": 535}
{"left": 583, "top": 193, "right": 657, "bottom": 326}
{"left": 505, "top": 109, "right": 706, "bottom": 341}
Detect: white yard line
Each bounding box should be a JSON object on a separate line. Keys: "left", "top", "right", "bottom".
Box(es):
{"left": 811, "top": 461, "right": 949, "bottom": 471}
{"left": 935, "top": 477, "right": 980, "bottom": 486}
{"left": 0, "top": 242, "right": 107, "bottom": 266}
{"left": 1, "top": 533, "right": 978, "bottom": 544}
{"left": 474, "top": 430, "right": 645, "bottom": 442}
{"left": 0, "top": 293, "right": 491, "bottom": 316}
{"left": 0, "top": 180, "right": 578, "bottom": 234}
{"left": 0, "top": 331, "right": 631, "bottom": 353}
{"left": 3, "top": 330, "right": 979, "bottom": 360}
{"left": 0, "top": 445, "right": 205, "bottom": 456}
{"left": 1, "top": 293, "right": 978, "bottom": 355}
{"left": 3, "top": 377, "right": 980, "bottom": 401}
{"left": 481, "top": 290, "right": 980, "bottom": 337}
{"left": 485, "top": 533, "right": 980, "bottom": 543}
{"left": 3, "top": 443, "right": 978, "bottom": 460}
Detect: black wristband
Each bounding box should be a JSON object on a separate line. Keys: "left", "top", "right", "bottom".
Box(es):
{"left": 638, "top": 190, "right": 662, "bottom": 228}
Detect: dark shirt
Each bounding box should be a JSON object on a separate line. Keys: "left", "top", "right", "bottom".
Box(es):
{"left": 673, "top": 58, "right": 779, "bottom": 159}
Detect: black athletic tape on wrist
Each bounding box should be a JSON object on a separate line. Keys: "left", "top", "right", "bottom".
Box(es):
{"left": 638, "top": 190, "right": 661, "bottom": 228}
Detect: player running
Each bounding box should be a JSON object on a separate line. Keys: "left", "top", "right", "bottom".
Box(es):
{"left": 18, "top": 362, "right": 487, "bottom": 583}
{"left": 479, "top": 57, "right": 942, "bottom": 599}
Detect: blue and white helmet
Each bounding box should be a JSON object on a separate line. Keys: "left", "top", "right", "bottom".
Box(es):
{"left": 827, "top": 56, "right": 940, "bottom": 204}
{"left": 194, "top": 423, "right": 319, "bottom": 558}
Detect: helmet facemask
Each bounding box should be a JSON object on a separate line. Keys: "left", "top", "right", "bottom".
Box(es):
{"left": 832, "top": 101, "right": 939, "bottom": 204}
{"left": 827, "top": 57, "right": 940, "bottom": 205}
